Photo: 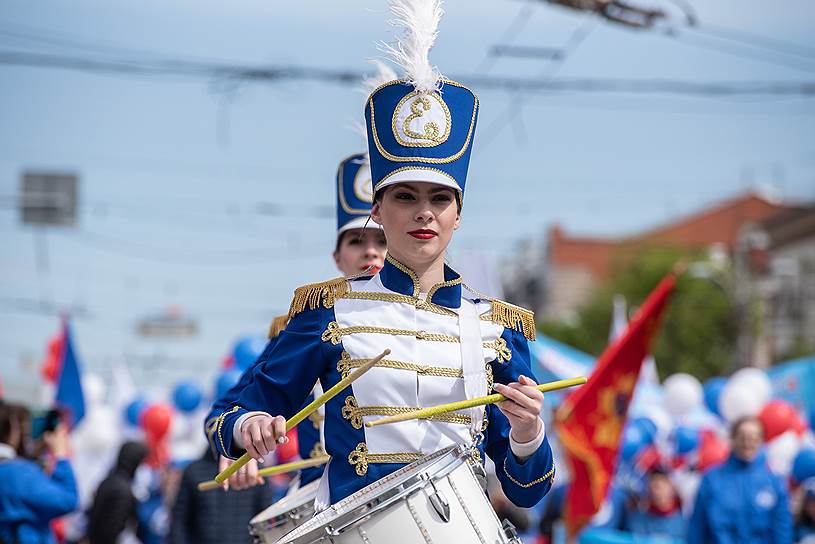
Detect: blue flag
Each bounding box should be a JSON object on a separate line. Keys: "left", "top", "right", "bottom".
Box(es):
{"left": 55, "top": 320, "right": 86, "bottom": 428}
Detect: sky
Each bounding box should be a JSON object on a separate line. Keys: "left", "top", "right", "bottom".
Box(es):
{"left": 1, "top": 0, "right": 813, "bottom": 402}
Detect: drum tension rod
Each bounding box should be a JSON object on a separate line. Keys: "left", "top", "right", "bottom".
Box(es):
{"left": 426, "top": 479, "right": 450, "bottom": 523}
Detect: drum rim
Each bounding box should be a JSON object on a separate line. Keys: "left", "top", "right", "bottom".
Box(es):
{"left": 279, "top": 445, "right": 469, "bottom": 544}
{"left": 249, "top": 479, "right": 321, "bottom": 535}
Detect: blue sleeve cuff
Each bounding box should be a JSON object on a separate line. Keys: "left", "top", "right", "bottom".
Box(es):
{"left": 500, "top": 434, "right": 555, "bottom": 507}
{"left": 213, "top": 406, "right": 248, "bottom": 459}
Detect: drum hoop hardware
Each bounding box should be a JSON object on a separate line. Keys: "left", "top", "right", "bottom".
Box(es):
{"left": 285, "top": 447, "right": 471, "bottom": 544}
{"left": 425, "top": 479, "right": 450, "bottom": 523}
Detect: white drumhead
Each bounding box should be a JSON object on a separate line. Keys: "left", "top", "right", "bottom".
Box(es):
{"left": 250, "top": 479, "right": 320, "bottom": 525}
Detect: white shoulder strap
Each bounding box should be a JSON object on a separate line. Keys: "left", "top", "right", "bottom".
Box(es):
{"left": 459, "top": 297, "right": 487, "bottom": 438}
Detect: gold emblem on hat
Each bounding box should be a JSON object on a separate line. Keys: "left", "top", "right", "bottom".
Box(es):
{"left": 392, "top": 91, "right": 451, "bottom": 148}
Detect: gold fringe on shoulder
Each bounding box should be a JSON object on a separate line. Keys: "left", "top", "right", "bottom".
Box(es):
{"left": 288, "top": 277, "right": 350, "bottom": 319}
{"left": 491, "top": 300, "right": 537, "bottom": 341}
{"left": 463, "top": 282, "right": 537, "bottom": 341}
{"left": 267, "top": 314, "right": 289, "bottom": 339}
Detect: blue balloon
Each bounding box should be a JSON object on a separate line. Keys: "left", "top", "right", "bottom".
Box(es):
{"left": 233, "top": 336, "right": 268, "bottom": 372}
{"left": 792, "top": 448, "right": 815, "bottom": 483}
{"left": 172, "top": 380, "right": 203, "bottom": 413}
{"left": 216, "top": 368, "right": 243, "bottom": 400}
{"left": 125, "top": 397, "right": 148, "bottom": 427}
{"left": 621, "top": 424, "right": 647, "bottom": 462}
{"left": 703, "top": 377, "right": 727, "bottom": 416}
{"left": 632, "top": 417, "right": 658, "bottom": 444}
{"left": 674, "top": 425, "right": 700, "bottom": 454}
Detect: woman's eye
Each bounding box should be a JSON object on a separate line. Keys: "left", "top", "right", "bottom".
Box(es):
{"left": 347, "top": 238, "right": 361, "bottom": 245}
{"left": 394, "top": 192, "right": 414, "bottom": 200}
{"left": 433, "top": 194, "right": 453, "bottom": 203}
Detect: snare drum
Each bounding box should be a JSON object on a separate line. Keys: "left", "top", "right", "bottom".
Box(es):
{"left": 249, "top": 479, "right": 320, "bottom": 544}
{"left": 276, "top": 446, "right": 519, "bottom": 544}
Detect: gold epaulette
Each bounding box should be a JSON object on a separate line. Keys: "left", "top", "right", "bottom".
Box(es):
{"left": 287, "top": 276, "right": 350, "bottom": 319}
{"left": 267, "top": 314, "right": 288, "bottom": 339}
{"left": 490, "top": 299, "right": 537, "bottom": 341}
{"left": 463, "top": 282, "right": 536, "bottom": 341}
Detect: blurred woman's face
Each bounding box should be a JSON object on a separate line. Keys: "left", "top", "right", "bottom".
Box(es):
{"left": 333, "top": 228, "right": 387, "bottom": 276}
{"left": 648, "top": 475, "right": 676, "bottom": 509}
{"left": 371, "top": 182, "right": 460, "bottom": 270}
{"left": 732, "top": 419, "right": 763, "bottom": 462}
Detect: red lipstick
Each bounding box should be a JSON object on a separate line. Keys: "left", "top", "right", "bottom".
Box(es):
{"left": 408, "top": 229, "right": 438, "bottom": 240}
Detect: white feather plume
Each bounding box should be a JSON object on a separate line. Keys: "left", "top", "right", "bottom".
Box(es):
{"left": 361, "top": 59, "right": 399, "bottom": 100}
{"left": 379, "top": 0, "right": 444, "bottom": 93}
{"left": 354, "top": 60, "right": 400, "bottom": 151}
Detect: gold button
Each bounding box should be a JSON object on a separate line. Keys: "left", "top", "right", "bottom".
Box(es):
{"left": 416, "top": 330, "right": 426, "bottom": 340}
{"left": 415, "top": 301, "right": 426, "bottom": 310}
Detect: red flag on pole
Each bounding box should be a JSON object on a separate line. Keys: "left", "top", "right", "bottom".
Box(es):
{"left": 556, "top": 271, "right": 677, "bottom": 536}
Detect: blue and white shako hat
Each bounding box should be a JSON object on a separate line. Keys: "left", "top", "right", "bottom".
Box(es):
{"left": 337, "top": 61, "right": 400, "bottom": 236}
{"left": 365, "top": 0, "right": 478, "bottom": 200}
{"left": 336, "top": 153, "right": 375, "bottom": 235}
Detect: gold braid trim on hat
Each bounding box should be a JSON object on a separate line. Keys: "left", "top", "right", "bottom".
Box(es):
{"left": 288, "top": 277, "right": 351, "bottom": 318}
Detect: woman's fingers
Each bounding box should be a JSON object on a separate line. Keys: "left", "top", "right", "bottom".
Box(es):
{"left": 494, "top": 382, "right": 541, "bottom": 413}
{"left": 272, "top": 416, "right": 287, "bottom": 444}
{"left": 218, "top": 456, "right": 231, "bottom": 491}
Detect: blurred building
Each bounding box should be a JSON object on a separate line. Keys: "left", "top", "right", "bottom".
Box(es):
{"left": 528, "top": 192, "right": 791, "bottom": 322}
{"left": 735, "top": 205, "right": 815, "bottom": 366}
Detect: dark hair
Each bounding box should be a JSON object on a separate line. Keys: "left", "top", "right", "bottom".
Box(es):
{"left": 0, "top": 401, "right": 16, "bottom": 445}
{"left": 647, "top": 467, "right": 670, "bottom": 479}
{"left": 730, "top": 415, "right": 763, "bottom": 439}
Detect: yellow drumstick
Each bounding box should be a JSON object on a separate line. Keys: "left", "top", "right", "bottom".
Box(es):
{"left": 214, "top": 348, "right": 391, "bottom": 485}
{"left": 198, "top": 455, "right": 330, "bottom": 491}
{"left": 365, "top": 376, "right": 588, "bottom": 428}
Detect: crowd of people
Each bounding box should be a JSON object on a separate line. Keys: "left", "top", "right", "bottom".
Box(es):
{"left": 2, "top": 397, "right": 815, "bottom": 543}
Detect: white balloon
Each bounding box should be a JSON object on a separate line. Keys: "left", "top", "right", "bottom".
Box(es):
{"left": 766, "top": 430, "right": 801, "bottom": 476}
{"left": 75, "top": 405, "right": 119, "bottom": 452}
{"left": 663, "top": 373, "right": 703, "bottom": 418}
{"left": 729, "top": 367, "right": 772, "bottom": 407}
{"left": 719, "top": 379, "right": 765, "bottom": 422}
{"left": 82, "top": 373, "right": 107, "bottom": 405}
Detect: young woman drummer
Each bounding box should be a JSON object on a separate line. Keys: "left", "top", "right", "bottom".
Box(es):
{"left": 210, "top": 0, "right": 555, "bottom": 508}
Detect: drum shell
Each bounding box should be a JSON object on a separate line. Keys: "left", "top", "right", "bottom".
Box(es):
{"left": 278, "top": 447, "right": 511, "bottom": 544}
{"left": 249, "top": 479, "right": 319, "bottom": 544}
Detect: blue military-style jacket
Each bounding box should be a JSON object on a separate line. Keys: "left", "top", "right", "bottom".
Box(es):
{"left": 210, "top": 256, "right": 555, "bottom": 506}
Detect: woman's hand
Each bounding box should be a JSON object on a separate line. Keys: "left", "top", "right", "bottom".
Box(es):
{"left": 241, "top": 414, "right": 287, "bottom": 462}
{"left": 218, "top": 455, "right": 263, "bottom": 491}
{"left": 493, "top": 375, "right": 544, "bottom": 444}
{"left": 42, "top": 423, "right": 70, "bottom": 458}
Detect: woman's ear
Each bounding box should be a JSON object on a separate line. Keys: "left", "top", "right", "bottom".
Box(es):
{"left": 332, "top": 249, "right": 341, "bottom": 267}
{"left": 453, "top": 211, "right": 461, "bottom": 230}
{"left": 370, "top": 202, "right": 382, "bottom": 225}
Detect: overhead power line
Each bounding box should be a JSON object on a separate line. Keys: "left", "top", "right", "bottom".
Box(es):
{"left": 1, "top": 50, "right": 812, "bottom": 97}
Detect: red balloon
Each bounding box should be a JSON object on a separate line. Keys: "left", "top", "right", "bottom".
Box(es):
{"left": 141, "top": 403, "right": 173, "bottom": 440}
{"left": 698, "top": 430, "right": 729, "bottom": 472}
{"left": 276, "top": 428, "right": 299, "bottom": 464}
{"left": 758, "top": 399, "right": 798, "bottom": 442}
{"left": 792, "top": 413, "right": 808, "bottom": 436}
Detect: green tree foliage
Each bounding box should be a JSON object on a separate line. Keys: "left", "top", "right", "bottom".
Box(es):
{"left": 539, "top": 247, "right": 736, "bottom": 380}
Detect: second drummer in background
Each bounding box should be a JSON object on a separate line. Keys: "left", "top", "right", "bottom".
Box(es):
{"left": 204, "top": 148, "right": 388, "bottom": 491}
{"left": 210, "top": 0, "right": 556, "bottom": 510}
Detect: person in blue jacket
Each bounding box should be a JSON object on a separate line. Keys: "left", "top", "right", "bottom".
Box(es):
{"left": 0, "top": 402, "right": 78, "bottom": 544}
{"left": 624, "top": 468, "right": 686, "bottom": 538}
{"left": 689, "top": 416, "right": 792, "bottom": 543}
{"left": 204, "top": 151, "right": 387, "bottom": 491}
{"left": 210, "top": 2, "right": 555, "bottom": 510}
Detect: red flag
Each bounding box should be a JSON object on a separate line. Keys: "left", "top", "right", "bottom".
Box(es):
{"left": 556, "top": 272, "right": 676, "bottom": 535}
